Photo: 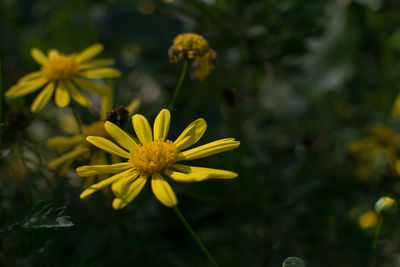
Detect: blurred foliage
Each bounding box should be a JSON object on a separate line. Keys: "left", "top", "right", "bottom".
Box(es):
{"left": 2, "top": 0, "right": 400, "bottom": 266}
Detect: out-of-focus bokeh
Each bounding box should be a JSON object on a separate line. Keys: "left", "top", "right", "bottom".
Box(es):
{"left": 2, "top": 0, "right": 400, "bottom": 266}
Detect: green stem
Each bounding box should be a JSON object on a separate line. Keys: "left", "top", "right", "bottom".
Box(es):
{"left": 173, "top": 206, "right": 219, "bottom": 267}
{"left": 371, "top": 216, "right": 384, "bottom": 266}
{"left": 0, "top": 57, "right": 2, "bottom": 150}
{"left": 168, "top": 60, "right": 188, "bottom": 111}
{"left": 71, "top": 107, "right": 83, "bottom": 133}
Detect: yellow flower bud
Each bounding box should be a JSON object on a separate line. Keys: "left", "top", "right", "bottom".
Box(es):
{"left": 375, "top": 196, "right": 397, "bottom": 216}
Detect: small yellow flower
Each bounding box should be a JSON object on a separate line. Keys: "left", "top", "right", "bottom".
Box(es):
{"left": 375, "top": 196, "right": 397, "bottom": 215}
{"left": 5, "top": 44, "right": 121, "bottom": 112}
{"left": 76, "top": 109, "right": 240, "bottom": 209}
{"left": 358, "top": 210, "right": 378, "bottom": 229}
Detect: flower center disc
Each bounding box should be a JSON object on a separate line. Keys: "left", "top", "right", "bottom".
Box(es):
{"left": 42, "top": 55, "right": 78, "bottom": 81}
{"left": 129, "top": 140, "right": 178, "bottom": 175}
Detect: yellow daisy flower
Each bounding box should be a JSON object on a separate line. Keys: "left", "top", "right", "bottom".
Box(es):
{"left": 76, "top": 109, "right": 240, "bottom": 209}
{"left": 5, "top": 44, "right": 121, "bottom": 112}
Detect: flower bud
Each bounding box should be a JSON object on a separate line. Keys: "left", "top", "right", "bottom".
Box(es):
{"left": 375, "top": 196, "right": 397, "bottom": 216}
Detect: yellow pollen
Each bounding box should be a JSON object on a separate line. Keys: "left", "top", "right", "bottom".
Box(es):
{"left": 129, "top": 140, "right": 178, "bottom": 175}
{"left": 41, "top": 55, "right": 78, "bottom": 80}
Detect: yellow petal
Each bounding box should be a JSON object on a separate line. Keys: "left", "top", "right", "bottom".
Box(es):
{"left": 153, "top": 109, "right": 170, "bottom": 141}
{"left": 30, "top": 48, "right": 48, "bottom": 65}
{"left": 174, "top": 118, "right": 207, "bottom": 150}
{"left": 180, "top": 138, "right": 240, "bottom": 160}
{"left": 126, "top": 98, "right": 141, "bottom": 114}
{"left": 76, "top": 163, "right": 131, "bottom": 177}
{"left": 132, "top": 114, "right": 153, "bottom": 144}
{"left": 104, "top": 121, "right": 139, "bottom": 151}
{"left": 164, "top": 169, "right": 210, "bottom": 183}
{"left": 100, "top": 86, "right": 114, "bottom": 120}
{"left": 111, "top": 171, "right": 140, "bottom": 197}
{"left": 80, "top": 169, "right": 133, "bottom": 199}
{"left": 48, "top": 49, "right": 60, "bottom": 59}
{"left": 79, "top": 68, "right": 121, "bottom": 78}
{"left": 173, "top": 164, "right": 238, "bottom": 179}
{"left": 30, "top": 82, "right": 55, "bottom": 112}
{"left": 151, "top": 173, "right": 178, "bottom": 207}
{"left": 393, "top": 93, "right": 400, "bottom": 118}
{"left": 78, "top": 59, "right": 115, "bottom": 70}
{"left": 86, "top": 136, "right": 130, "bottom": 158}
{"left": 73, "top": 77, "right": 109, "bottom": 96}
{"left": 47, "top": 147, "right": 89, "bottom": 168}
{"left": 46, "top": 135, "right": 83, "bottom": 152}
{"left": 55, "top": 82, "right": 70, "bottom": 107}
{"left": 59, "top": 159, "right": 74, "bottom": 176}
{"left": 65, "top": 80, "right": 91, "bottom": 107}
{"left": 18, "top": 71, "right": 43, "bottom": 84}
{"left": 112, "top": 175, "right": 147, "bottom": 210}
{"left": 76, "top": 43, "right": 104, "bottom": 63}
{"left": 5, "top": 77, "right": 48, "bottom": 98}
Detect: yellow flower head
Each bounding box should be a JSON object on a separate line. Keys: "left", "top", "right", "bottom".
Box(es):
{"left": 5, "top": 44, "right": 121, "bottom": 112}
{"left": 358, "top": 210, "right": 378, "bottom": 229}
{"left": 76, "top": 109, "right": 240, "bottom": 209}
{"left": 168, "top": 33, "right": 210, "bottom": 62}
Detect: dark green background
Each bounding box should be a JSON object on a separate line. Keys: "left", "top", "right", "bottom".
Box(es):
{"left": 1, "top": 0, "right": 400, "bottom": 266}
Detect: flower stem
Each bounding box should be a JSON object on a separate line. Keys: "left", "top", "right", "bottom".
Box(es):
{"left": 71, "top": 107, "right": 83, "bottom": 133}
{"left": 169, "top": 60, "right": 188, "bottom": 111}
{"left": 0, "top": 57, "right": 2, "bottom": 149}
{"left": 371, "top": 216, "right": 384, "bottom": 266}
{"left": 173, "top": 206, "right": 219, "bottom": 267}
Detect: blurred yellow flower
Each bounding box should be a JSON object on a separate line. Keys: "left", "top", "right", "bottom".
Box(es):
{"left": 358, "top": 210, "right": 378, "bottom": 229}
{"left": 169, "top": 33, "right": 216, "bottom": 81}
{"left": 46, "top": 89, "right": 140, "bottom": 188}
{"left": 347, "top": 124, "right": 399, "bottom": 180}
{"left": 76, "top": 109, "right": 240, "bottom": 209}
{"left": 5, "top": 44, "right": 121, "bottom": 112}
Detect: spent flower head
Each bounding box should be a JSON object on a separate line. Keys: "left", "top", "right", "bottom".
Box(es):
{"left": 76, "top": 109, "right": 240, "bottom": 209}
{"left": 5, "top": 44, "right": 121, "bottom": 112}
{"left": 169, "top": 33, "right": 216, "bottom": 81}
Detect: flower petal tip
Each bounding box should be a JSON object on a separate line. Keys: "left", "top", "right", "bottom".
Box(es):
{"left": 112, "top": 198, "right": 127, "bottom": 210}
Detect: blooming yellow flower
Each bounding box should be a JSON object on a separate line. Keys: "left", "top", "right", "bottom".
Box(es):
{"left": 76, "top": 109, "right": 240, "bottom": 209}
{"left": 5, "top": 44, "right": 121, "bottom": 112}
